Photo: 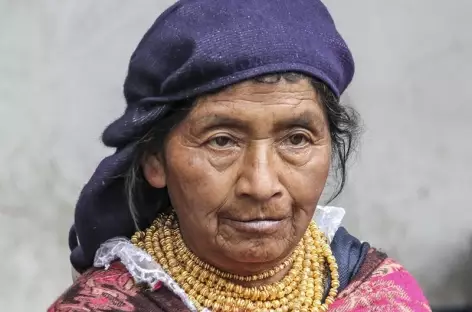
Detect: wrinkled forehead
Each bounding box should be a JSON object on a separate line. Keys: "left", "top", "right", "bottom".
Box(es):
{"left": 183, "top": 78, "right": 327, "bottom": 131}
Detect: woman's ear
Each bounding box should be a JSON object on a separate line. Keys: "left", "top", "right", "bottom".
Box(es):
{"left": 142, "top": 155, "right": 167, "bottom": 188}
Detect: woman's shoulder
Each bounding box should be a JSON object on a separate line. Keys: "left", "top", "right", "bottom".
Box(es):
{"left": 330, "top": 248, "right": 432, "bottom": 311}
{"left": 48, "top": 262, "right": 189, "bottom": 312}
{"left": 48, "top": 262, "right": 141, "bottom": 312}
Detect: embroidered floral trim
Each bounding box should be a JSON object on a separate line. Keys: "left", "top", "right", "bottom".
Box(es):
{"left": 49, "top": 263, "right": 139, "bottom": 312}
{"left": 94, "top": 237, "right": 203, "bottom": 312}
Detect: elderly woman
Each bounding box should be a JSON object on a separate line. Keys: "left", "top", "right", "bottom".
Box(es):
{"left": 49, "top": 0, "right": 431, "bottom": 311}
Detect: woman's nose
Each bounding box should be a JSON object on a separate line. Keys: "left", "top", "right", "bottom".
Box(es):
{"left": 235, "top": 144, "right": 283, "bottom": 202}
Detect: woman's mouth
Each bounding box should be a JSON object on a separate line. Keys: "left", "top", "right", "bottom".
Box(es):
{"left": 220, "top": 218, "right": 288, "bottom": 234}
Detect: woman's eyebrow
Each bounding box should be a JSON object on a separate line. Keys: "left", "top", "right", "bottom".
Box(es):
{"left": 272, "top": 111, "right": 325, "bottom": 132}
{"left": 194, "top": 110, "right": 325, "bottom": 133}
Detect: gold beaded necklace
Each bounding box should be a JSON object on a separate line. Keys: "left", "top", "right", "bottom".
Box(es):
{"left": 131, "top": 214, "right": 340, "bottom": 312}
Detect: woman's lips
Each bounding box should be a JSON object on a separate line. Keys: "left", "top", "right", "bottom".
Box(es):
{"left": 221, "top": 218, "right": 288, "bottom": 234}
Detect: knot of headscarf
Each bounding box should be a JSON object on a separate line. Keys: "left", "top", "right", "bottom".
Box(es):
{"left": 70, "top": 0, "right": 355, "bottom": 272}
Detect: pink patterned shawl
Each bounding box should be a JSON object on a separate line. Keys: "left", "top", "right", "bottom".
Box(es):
{"left": 330, "top": 250, "right": 431, "bottom": 311}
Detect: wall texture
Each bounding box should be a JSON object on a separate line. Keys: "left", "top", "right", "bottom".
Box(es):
{"left": 1, "top": 0, "right": 471, "bottom": 310}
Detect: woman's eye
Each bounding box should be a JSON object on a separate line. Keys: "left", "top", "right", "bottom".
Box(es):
{"left": 287, "top": 133, "right": 311, "bottom": 146}
{"left": 208, "top": 136, "right": 236, "bottom": 148}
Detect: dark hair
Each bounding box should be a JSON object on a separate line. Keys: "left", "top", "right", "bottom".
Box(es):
{"left": 126, "top": 73, "right": 361, "bottom": 227}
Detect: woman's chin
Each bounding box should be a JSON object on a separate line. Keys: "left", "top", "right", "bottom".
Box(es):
{"left": 221, "top": 240, "right": 288, "bottom": 266}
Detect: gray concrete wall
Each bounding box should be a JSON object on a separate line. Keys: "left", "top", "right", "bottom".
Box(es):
{"left": 1, "top": 0, "right": 471, "bottom": 310}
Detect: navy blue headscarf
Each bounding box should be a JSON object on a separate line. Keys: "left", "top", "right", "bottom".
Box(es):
{"left": 70, "top": 0, "right": 357, "bottom": 274}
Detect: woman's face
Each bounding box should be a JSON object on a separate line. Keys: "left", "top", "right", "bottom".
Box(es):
{"left": 143, "top": 78, "right": 331, "bottom": 276}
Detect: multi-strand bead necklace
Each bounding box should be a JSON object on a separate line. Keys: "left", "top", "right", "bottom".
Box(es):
{"left": 131, "top": 213, "right": 339, "bottom": 312}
